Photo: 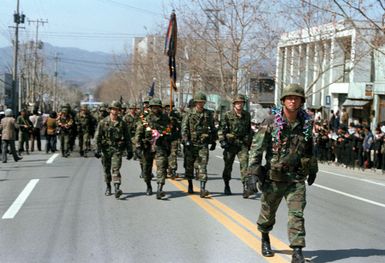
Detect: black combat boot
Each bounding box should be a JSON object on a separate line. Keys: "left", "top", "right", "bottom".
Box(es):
{"left": 224, "top": 180, "right": 232, "bottom": 195}
{"left": 291, "top": 247, "right": 305, "bottom": 263}
{"left": 200, "top": 181, "right": 209, "bottom": 198}
{"left": 261, "top": 232, "right": 274, "bottom": 257}
{"left": 188, "top": 179, "right": 194, "bottom": 194}
{"left": 156, "top": 184, "right": 165, "bottom": 200}
{"left": 114, "top": 183, "right": 122, "bottom": 199}
{"left": 105, "top": 183, "right": 112, "bottom": 196}
{"left": 242, "top": 183, "right": 249, "bottom": 199}
{"left": 146, "top": 181, "right": 153, "bottom": 196}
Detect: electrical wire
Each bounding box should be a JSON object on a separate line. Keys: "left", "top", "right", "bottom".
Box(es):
{"left": 96, "top": 0, "right": 163, "bottom": 16}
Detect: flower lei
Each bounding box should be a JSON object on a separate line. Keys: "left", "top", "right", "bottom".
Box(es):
{"left": 271, "top": 106, "right": 313, "bottom": 145}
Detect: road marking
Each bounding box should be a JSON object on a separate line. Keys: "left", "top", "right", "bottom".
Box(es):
{"left": 320, "top": 169, "right": 385, "bottom": 187}
{"left": 169, "top": 179, "right": 290, "bottom": 262}
{"left": 2, "top": 179, "right": 40, "bottom": 219}
{"left": 216, "top": 155, "right": 239, "bottom": 164}
{"left": 47, "top": 153, "right": 59, "bottom": 164}
{"left": 313, "top": 183, "right": 385, "bottom": 208}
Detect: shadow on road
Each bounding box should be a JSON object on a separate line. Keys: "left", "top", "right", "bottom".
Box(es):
{"left": 275, "top": 248, "right": 385, "bottom": 262}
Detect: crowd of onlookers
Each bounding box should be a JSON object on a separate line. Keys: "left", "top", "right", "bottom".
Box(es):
{"left": 312, "top": 108, "right": 385, "bottom": 174}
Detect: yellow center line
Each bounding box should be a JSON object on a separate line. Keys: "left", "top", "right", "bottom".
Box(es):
{"left": 177, "top": 180, "right": 291, "bottom": 252}
{"left": 169, "top": 179, "right": 290, "bottom": 263}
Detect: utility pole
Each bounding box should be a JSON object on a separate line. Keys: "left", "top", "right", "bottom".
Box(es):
{"left": 53, "top": 53, "right": 60, "bottom": 111}
{"left": 11, "top": 0, "right": 25, "bottom": 112}
{"left": 28, "top": 18, "right": 48, "bottom": 110}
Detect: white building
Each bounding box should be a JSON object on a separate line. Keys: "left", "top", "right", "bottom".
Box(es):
{"left": 276, "top": 20, "right": 385, "bottom": 128}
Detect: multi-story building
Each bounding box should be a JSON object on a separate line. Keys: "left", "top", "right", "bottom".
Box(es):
{"left": 275, "top": 20, "right": 385, "bottom": 128}
{"left": 0, "top": 73, "right": 14, "bottom": 110}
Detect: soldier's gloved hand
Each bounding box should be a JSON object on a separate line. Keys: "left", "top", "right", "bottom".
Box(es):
{"left": 94, "top": 149, "right": 102, "bottom": 159}
{"left": 219, "top": 141, "right": 228, "bottom": 149}
{"left": 135, "top": 147, "right": 143, "bottom": 158}
{"left": 246, "top": 174, "right": 258, "bottom": 193}
{"left": 307, "top": 173, "right": 316, "bottom": 186}
{"left": 209, "top": 142, "right": 216, "bottom": 151}
{"left": 126, "top": 151, "right": 133, "bottom": 160}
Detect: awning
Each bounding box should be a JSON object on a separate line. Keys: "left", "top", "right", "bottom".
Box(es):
{"left": 342, "top": 99, "right": 370, "bottom": 107}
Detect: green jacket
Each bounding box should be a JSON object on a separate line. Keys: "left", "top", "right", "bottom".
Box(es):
{"left": 248, "top": 107, "right": 318, "bottom": 182}
{"left": 95, "top": 116, "right": 132, "bottom": 153}
{"left": 218, "top": 109, "right": 252, "bottom": 147}
{"left": 182, "top": 108, "right": 217, "bottom": 145}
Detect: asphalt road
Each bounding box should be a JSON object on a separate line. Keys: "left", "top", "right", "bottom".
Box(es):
{"left": 1, "top": 145, "right": 385, "bottom": 263}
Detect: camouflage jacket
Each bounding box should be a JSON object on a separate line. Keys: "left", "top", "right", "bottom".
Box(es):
{"left": 248, "top": 107, "right": 318, "bottom": 182}
{"left": 75, "top": 112, "right": 96, "bottom": 134}
{"left": 218, "top": 109, "right": 252, "bottom": 147}
{"left": 123, "top": 112, "right": 140, "bottom": 138}
{"left": 57, "top": 114, "right": 74, "bottom": 134}
{"left": 182, "top": 108, "right": 217, "bottom": 146}
{"left": 168, "top": 109, "right": 182, "bottom": 141}
{"left": 95, "top": 116, "right": 132, "bottom": 152}
{"left": 134, "top": 111, "right": 171, "bottom": 150}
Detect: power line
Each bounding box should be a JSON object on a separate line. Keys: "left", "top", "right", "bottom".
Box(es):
{"left": 96, "top": 0, "right": 163, "bottom": 16}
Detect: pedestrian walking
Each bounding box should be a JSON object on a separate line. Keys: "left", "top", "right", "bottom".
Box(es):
{"left": 1, "top": 109, "right": 22, "bottom": 163}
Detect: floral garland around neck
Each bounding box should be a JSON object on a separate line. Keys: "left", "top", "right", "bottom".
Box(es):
{"left": 271, "top": 106, "right": 313, "bottom": 145}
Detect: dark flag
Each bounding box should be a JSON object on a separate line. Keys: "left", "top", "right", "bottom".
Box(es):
{"left": 164, "top": 10, "right": 177, "bottom": 92}
{"left": 147, "top": 80, "right": 155, "bottom": 97}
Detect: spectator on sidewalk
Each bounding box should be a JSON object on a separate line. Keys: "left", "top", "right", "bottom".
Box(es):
{"left": 29, "top": 109, "right": 43, "bottom": 151}
{"left": 0, "top": 109, "right": 22, "bottom": 163}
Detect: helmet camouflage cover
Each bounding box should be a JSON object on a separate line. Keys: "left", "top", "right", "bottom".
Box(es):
{"left": 109, "top": 100, "right": 122, "bottom": 109}
{"left": 149, "top": 98, "right": 162, "bottom": 107}
{"left": 232, "top": 94, "right": 247, "bottom": 103}
{"left": 280, "top": 83, "right": 305, "bottom": 101}
{"left": 193, "top": 92, "right": 207, "bottom": 102}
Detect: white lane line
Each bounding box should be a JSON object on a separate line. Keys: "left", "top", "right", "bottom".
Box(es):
{"left": 2, "top": 179, "right": 40, "bottom": 219}
{"left": 47, "top": 153, "right": 59, "bottom": 164}
{"left": 320, "top": 170, "right": 385, "bottom": 187}
{"left": 313, "top": 183, "right": 385, "bottom": 208}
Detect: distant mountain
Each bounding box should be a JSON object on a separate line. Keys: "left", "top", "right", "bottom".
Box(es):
{"left": 0, "top": 43, "right": 126, "bottom": 92}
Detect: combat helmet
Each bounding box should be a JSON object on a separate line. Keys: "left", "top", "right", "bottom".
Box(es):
{"left": 128, "top": 102, "right": 138, "bottom": 109}
{"left": 109, "top": 100, "right": 122, "bottom": 109}
{"left": 280, "top": 83, "right": 305, "bottom": 101}
{"left": 143, "top": 96, "right": 152, "bottom": 104}
{"left": 194, "top": 92, "right": 207, "bottom": 102}
{"left": 162, "top": 98, "right": 174, "bottom": 108}
{"left": 121, "top": 102, "right": 128, "bottom": 110}
{"left": 232, "top": 94, "right": 247, "bottom": 104}
{"left": 149, "top": 98, "right": 162, "bottom": 107}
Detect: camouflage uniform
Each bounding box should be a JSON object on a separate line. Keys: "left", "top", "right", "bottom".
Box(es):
{"left": 163, "top": 100, "right": 182, "bottom": 178}
{"left": 75, "top": 106, "right": 96, "bottom": 157}
{"left": 16, "top": 109, "right": 32, "bottom": 155}
{"left": 134, "top": 98, "right": 171, "bottom": 199}
{"left": 57, "top": 108, "right": 74, "bottom": 157}
{"left": 95, "top": 101, "right": 133, "bottom": 198}
{"left": 218, "top": 94, "right": 251, "bottom": 196}
{"left": 182, "top": 92, "right": 217, "bottom": 197}
{"left": 124, "top": 103, "right": 140, "bottom": 158}
{"left": 247, "top": 84, "right": 318, "bottom": 262}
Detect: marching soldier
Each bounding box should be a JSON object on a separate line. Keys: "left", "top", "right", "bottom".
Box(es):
{"left": 75, "top": 105, "right": 96, "bottom": 157}
{"left": 218, "top": 94, "right": 252, "bottom": 197}
{"left": 247, "top": 83, "right": 318, "bottom": 263}
{"left": 57, "top": 106, "right": 74, "bottom": 157}
{"left": 134, "top": 98, "right": 172, "bottom": 199}
{"left": 163, "top": 99, "right": 182, "bottom": 179}
{"left": 182, "top": 92, "right": 217, "bottom": 197}
{"left": 16, "top": 109, "right": 32, "bottom": 155}
{"left": 95, "top": 101, "right": 133, "bottom": 198}
{"left": 124, "top": 102, "right": 140, "bottom": 159}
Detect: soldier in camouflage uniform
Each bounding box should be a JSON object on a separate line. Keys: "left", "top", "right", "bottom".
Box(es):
{"left": 163, "top": 99, "right": 182, "bottom": 179}
{"left": 75, "top": 105, "right": 96, "bottom": 157}
{"left": 247, "top": 84, "right": 318, "bottom": 263}
{"left": 218, "top": 94, "right": 252, "bottom": 197}
{"left": 95, "top": 101, "right": 133, "bottom": 198}
{"left": 182, "top": 92, "right": 217, "bottom": 198}
{"left": 124, "top": 102, "right": 140, "bottom": 159}
{"left": 57, "top": 106, "right": 74, "bottom": 157}
{"left": 134, "top": 98, "right": 172, "bottom": 199}
{"left": 97, "top": 103, "right": 109, "bottom": 123}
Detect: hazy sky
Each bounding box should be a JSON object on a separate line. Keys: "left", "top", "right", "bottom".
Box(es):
{"left": 0, "top": 0, "right": 174, "bottom": 53}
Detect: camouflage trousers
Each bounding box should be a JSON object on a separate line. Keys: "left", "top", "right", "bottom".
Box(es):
{"left": 184, "top": 145, "right": 209, "bottom": 182}
{"left": 101, "top": 149, "right": 123, "bottom": 184}
{"left": 142, "top": 147, "right": 169, "bottom": 185}
{"left": 257, "top": 180, "right": 306, "bottom": 248}
{"left": 168, "top": 140, "right": 179, "bottom": 172}
{"left": 222, "top": 144, "right": 249, "bottom": 183}
{"left": 60, "top": 133, "right": 70, "bottom": 156}
{"left": 78, "top": 132, "right": 91, "bottom": 153}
